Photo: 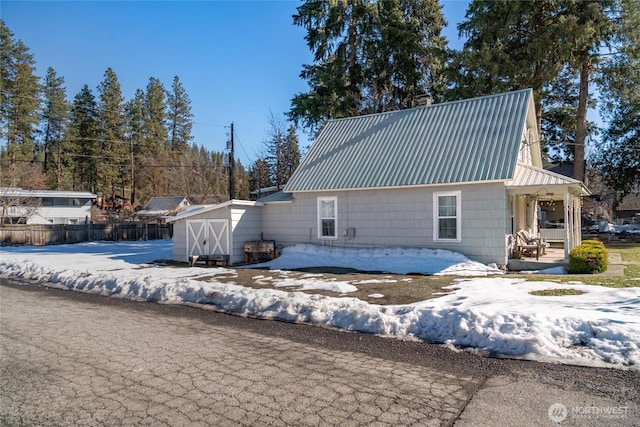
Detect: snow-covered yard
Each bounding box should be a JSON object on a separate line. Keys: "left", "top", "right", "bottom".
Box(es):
{"left": 1, "top": 240, "right": 638, "bottom": 370}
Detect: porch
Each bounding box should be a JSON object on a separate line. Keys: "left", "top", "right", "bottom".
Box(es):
{"left": 507, "top": 246, "right": 567, "bottom": 272}
{"left": 506, "top": 163, "right": 590, "bottom": 266}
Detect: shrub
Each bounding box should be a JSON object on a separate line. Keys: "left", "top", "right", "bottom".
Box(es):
{"left": 581, "top": 239, "right": 606, "bottom": 249}
{"left": 568, "top": 242, "right": 608, "bottom": 274}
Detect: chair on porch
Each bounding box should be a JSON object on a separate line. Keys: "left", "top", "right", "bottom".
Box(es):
{"left": 516, "top": 230, "right": 541, "bottom": 260}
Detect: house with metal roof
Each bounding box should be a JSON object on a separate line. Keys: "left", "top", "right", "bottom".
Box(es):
{"left": 169, "top": 89, "right": 589, "bottom": 268}
{"left": 258, "top": 89, "right": 588, "bottom": 267}
{"left": 135, "top": 196, "right": 191, "bottom": 222}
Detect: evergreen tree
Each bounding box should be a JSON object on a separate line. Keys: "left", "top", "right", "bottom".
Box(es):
{"left": 249, "top": 158, "right": 273, "bottom": 197}
{"left": 451, "top": 0, "right": 565, "bottom": 128}
{"left": 0, "top": 20, "right": 41, "bottom": 186}
{"left": 97, "top": 68, "right": 127, "bottom": 199}
{"left": 282, "top": 126, "right": 300, "bottom": 184}
{"left": 124, "top": 89, "right": 146, "bottom": 205}
{"left": 167, "top": 76, "right": 193, "bottom": 153}
{"left": 41, "top": 67, "right": 71, "bottom": 189}
{"left": 233, "top": 160, "right": 250, "bottom": 200}
{"left": 451, "top": 0, "right": 621, "bottom": 182}
{"left": 69, "top": 85, "right": 100, "bottom": 192}
{"left": 209, "top": 150, "right": 227, "bottom": 197}
{"left": 593, "top": 0, "right": 640, "bottom": 206}
{"left": 262, "top": 113, "right": 300, "bottom": 189}
{"left": 562, "top": 0, "right": 619, "bottom": 182}
{"left": 289, "top": 0, "right": 447, "bottom": 134}
{"left": 264, "top": 113, "right": 287, "bottom": 189}
{"left": 144, "top": 77, "right": 169, "bottom": 152}
{"left": 140, "top": 77, "right": 169, "bottom": 198}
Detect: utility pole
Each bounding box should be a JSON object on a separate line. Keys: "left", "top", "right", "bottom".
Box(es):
{"left": 229, "top": 122, "right": 235, "bottom": 200}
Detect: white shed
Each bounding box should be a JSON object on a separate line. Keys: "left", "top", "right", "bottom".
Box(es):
{"left": 167, "top": 200, "right": 263, "bottom": 265}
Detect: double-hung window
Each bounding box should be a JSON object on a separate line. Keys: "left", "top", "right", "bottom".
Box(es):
{"left": 317, "top": 197, "right": 337, "bottom": 239}
{"left": 433, "top": 191, "right": 461, "bottom": 242}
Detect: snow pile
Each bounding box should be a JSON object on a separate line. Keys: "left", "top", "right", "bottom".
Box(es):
{"left": 251, "top": 243, "right": 504, "bottom": 276}
{"left": 1, "top": 240, "right": 639, "bottom": 369}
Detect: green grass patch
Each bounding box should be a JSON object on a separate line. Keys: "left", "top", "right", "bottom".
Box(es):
{"left": 529, "top": 288, "right": 585, "bottom": 296}
{"left": 605, "top": 242, "right": 640, "bottom": 262}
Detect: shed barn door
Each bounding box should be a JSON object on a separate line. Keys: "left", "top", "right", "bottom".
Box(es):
{"left": 207, "top": 219, "right": 229, "bottom": 255}
{"left": 186, "top": 219, "right": 229, "bottom": 257}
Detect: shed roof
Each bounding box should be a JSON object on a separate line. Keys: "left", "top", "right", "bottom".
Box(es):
{"left": 165, "top": 199, "right": 263, "bottom": 222}
{"left": 284, "top": 89, "right": 534, "bottom": 192}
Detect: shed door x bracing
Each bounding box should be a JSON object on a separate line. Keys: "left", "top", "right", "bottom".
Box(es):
{"left": 186, "top": 219, "right": 229, "bottom": 257}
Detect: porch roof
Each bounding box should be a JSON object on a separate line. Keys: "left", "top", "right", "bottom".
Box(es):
{"left": 505, "top": 163, "right": 590, "bottom": 198}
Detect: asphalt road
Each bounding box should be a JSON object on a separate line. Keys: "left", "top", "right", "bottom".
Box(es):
{"left": 1, "top": 278, "right": 638, "bottom": 426}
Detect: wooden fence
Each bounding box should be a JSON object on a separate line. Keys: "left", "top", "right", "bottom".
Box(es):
{"left": 0, "top": 222, "right": 172, "bottom": 246}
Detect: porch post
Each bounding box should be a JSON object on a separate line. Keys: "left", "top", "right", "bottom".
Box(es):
{"left": 564, "top": 192, "right": 571, "bottom": 259}
{"left": 575, "top": 196, "right": 582, "bottom": 246}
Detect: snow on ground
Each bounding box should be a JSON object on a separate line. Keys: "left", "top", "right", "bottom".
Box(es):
{"left": 1, "top": 240, "right": 639, "bottom": 370}
{"left": 250, "top": 244, "right": 505, "bottom": 276}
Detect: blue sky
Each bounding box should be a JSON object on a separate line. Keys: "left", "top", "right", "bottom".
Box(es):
{"left": 2, "top": 1, "right": 469, "bottom": 166}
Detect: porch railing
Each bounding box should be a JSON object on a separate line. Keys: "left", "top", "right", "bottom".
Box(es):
{"left": 539, "top": 228, "right": 565, "bottom": 242}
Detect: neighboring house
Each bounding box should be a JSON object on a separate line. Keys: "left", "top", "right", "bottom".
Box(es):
{"left": 135, "top": 197, "right": 191, "bottom": 222}
{"left": 616, "top": 195, "right": 640, "bottom": 223}
{"left": 0, "top": 188, "right": 96, "bottom": 224}
{"left": 170, "top": 89, "right": 589, "bottom": 266}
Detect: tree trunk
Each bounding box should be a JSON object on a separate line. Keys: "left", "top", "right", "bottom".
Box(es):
{"left": 573, "top": 60, "right": 589, "bottom": 183}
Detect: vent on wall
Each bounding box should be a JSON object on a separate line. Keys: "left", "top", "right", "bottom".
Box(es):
{"left": 345, "top": 228, "right": 356, "bottom": 239}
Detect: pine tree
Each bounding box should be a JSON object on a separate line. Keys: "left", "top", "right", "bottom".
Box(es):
{"left": 452, "top": 0, "right": 567, "bottom": 129}
{"left": 0, "top": 20, "right": 41, "bottom": 186}
{"left": 97, "top": 68, "right": 127, "bottom": 199}
{"left": 124, "top": 89, "right": 146, "bottom": 205}
{"left": 249, "top": 158, "right": 273, "bottom": 197}
{"left": 69, "top": 85, "right": 100, "bottom": 192}
{"left": 41, "top": 67, "right": 71, "bottom": 190}
{"left": 593, "top": 0, "right": 640, "bottom": 205}
{"left": 144, "top": 77, "right": 169, "bottom": 152}
{"left": 233, "top": 160, "right": 250, "bottom": 200}
{"left": 263, "top": 113, "right": 287, "bottom": 189}
{"left": 562, "top": 0, "right": 619, "bottom": 182}
{"left": 450, "top": 0, "right": 621, "bottom": 182}
{"left": 167, "top": 76, "right": 193, "bottom": 154}
{"left": 282, "top": 126, "right": 300, "bottom": 184}
{"left": 289, "top": 0, "right": 447, "bottom": 134}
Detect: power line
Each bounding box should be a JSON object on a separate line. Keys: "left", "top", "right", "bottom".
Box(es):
{"left": 6, "top": 158, "right": 230, "bottom": 169}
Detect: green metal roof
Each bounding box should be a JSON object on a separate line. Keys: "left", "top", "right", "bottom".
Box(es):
{"left": 257, "top": 191, "right": 293, "bottom": 203}
{"left": 284, "top": 89, "right": 533, "bottom": 192}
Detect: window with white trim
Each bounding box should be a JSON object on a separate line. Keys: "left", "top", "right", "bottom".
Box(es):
{"left": 433, "top": 191, "right": 461, "bottom": 242}
{"left": 317, "top": 197, "right": 337, "bottom": 239}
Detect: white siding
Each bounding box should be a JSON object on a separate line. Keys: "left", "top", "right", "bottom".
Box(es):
{"left": 6, "top": 205, "right": 93, "bottom": 224}
{"left": 262, "top": 183, "right": 509, "bottom": 265}
{"left": 172, "top": 218, "right": 189, "bottom": 263}
{"left": 230, "top": 206, "right": 262, "bottom": 264}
